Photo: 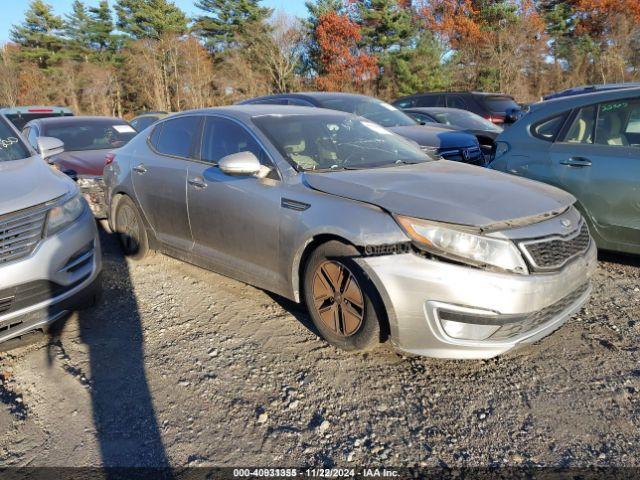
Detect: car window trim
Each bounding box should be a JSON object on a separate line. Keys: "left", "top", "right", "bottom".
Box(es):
{"left": 146, "top": 113, "right": 203, "bottom": 162}
{"left": 530, "top": 112, "right": 569, "bottom": 142}
{"left": 196, "top": 113, "right": 282, "bottom": 181}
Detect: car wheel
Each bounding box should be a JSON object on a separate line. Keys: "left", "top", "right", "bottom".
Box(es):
{"left": 114, "top": 196, "right": 152, "bottom": 260}
{"left": 303, "top": 241, "right": 386, "bottom": 352}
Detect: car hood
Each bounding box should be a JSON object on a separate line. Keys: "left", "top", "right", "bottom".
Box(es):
{"left": 50, "top": 149, "right": 109, "bottom": 176}
{"left": 0, "top": 156, "right": 72, "bottom": 216}
{"left": 303, "top": 160, "right": 575, "bottom": 229}
{"left": 388, "top": 125, "right": 478, "bottom": 148}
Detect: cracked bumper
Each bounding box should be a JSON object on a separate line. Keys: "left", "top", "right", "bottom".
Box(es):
{"left": 358, "top": 241, "right": 597, "bottom": 359}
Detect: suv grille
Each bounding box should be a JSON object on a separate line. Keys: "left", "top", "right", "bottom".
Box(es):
{"left": 520, "top": 222, "right": 590, "bottom": 271}
{"left": 0, "top": 204, "right": 48, "bottom": 265}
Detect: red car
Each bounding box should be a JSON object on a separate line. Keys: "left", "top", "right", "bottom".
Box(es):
{"left": 21, "top": 116, "right": 137, "bottom": 218}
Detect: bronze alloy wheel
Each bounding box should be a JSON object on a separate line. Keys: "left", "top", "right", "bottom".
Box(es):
{"left": 312, "top": 260, "right": 365, "bottom": 337}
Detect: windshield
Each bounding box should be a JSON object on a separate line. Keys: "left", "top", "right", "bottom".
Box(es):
{"left": 253, "top": 113, "right": 432, "bottom": 171}
{"left": 0, "top": 118, "right": 30, "bottom": 161}
{"left": 44, "top": 121, "right": 137, "bottom": 151}
{"left": 432, "top": 110, "right": 503, "bottom": 132}
{"left": 316, "top": 97, "right": 417, "bottom": 128}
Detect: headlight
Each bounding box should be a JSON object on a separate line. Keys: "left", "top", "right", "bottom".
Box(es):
{"left": 395, "top": 215, "right": 528, "bottom": 274}
{"left": 47, "top": 194, "right": 86, "bottom": 235}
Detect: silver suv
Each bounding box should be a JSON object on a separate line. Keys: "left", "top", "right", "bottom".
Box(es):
{"left": 0, "top": 116, "right": 101, "bottom": 345}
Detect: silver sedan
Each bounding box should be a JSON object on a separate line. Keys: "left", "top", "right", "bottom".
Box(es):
{"left": 104, "top": 106, "right": 596, "bottom": 359}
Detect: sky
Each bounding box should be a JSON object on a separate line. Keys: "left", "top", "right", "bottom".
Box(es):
{"left": 1, "top": 0, "right": 308, "bottom": 43}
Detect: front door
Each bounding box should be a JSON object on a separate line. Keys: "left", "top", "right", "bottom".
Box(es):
{"left": 186, "top": 115, "right": 283, "bottom": 289}
{"left": 549, "top": 98, "right": 640, "bottom": 248}
{"left": 131, "top": 116, "right": 201, "bottom": 251}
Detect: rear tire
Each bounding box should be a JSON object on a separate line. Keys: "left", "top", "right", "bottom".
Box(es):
{"left": 303, "top": 241, "right": 385, "bottom": 352}
{"left": 114, "top": 196, "right": 152, "bottom": 260}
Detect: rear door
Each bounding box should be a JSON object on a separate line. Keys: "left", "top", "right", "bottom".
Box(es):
{"left": 131, "top": 115, "right": 201, "bottom": 251}
{"left": 549, "top": 98, "right": 640, "bottom": 247}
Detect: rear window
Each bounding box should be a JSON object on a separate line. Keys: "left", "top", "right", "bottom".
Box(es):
{"left": 45, "top": 121, "right": 137, "bottom": 151}
{"left": 0, "top": 118, "right": 30, "bottom": 161}
{"left": 5, "top": 112, "right": 73, "bottom": 131}
{"left": 481, "top": 96, "right": 520, "bottom": 113}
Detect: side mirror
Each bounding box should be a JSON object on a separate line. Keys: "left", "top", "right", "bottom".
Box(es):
{"left": 37, "top": 136, "right": 65, "bottom": 161}
{"left": 218, "top": 151, "right": 263, "bottom": 177}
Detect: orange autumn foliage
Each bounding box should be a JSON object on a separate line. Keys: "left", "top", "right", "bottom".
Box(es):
{"left": 315, "top": 11, "right": 379, "bottom": 91}
{"left": 574, "top": 0, "right": 640, "bottom": 35}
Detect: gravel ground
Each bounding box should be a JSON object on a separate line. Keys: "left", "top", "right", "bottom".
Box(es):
{"left": 0, "top": 226, "right": 639, "bottom": 468}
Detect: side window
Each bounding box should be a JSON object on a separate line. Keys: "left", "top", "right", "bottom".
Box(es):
{"left": 448, "top": 96, "right": 468, "bottom": 109}
{"left": 149, "top": 123, "right": 163, "bottom": 149}
{"left": 531, "top": 114, "right": 567, "bottom": 142}
{"left": 563, "top": 105, "right": 596, "bottom": 144}
{"left": 595, "top": 99, "right": 640, "bottom": 147}
{"left": 155, "top": 116, "right": 201, "bottom": 158}
{"left": 416, "top": 95, "right": 443, "bottom": 107}
{"left": 201, "top": 116, "right": 271, "bottom": 167}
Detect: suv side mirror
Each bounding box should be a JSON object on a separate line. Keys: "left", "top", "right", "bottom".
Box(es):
{"left": 37, "top": 136, "right": 65, "bottom": 161}
{"left": 218, "top": 151, "right": 263, "bottom": 177}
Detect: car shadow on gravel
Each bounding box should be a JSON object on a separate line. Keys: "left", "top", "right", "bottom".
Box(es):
{"left": 598, "top": 250, "right": 640, "bottom": 267}
{"left": 264, "top": 292, "right": 321, "bottom": 337}
{"left": 46, "top": 226, "right": 173, "bottom": 474}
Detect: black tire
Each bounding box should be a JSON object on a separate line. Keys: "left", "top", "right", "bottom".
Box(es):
{"left": 303, "top": 241, "right": 386, "bottom": 352}
{"left": 114, "top": 196, "right": 152, "bottom": 260}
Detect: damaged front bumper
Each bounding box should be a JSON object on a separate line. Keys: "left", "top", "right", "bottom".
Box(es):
{"left": 357, "top": 241, "right": 597, "bottom": 359}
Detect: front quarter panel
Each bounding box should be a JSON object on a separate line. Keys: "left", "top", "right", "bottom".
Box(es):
{"left": 280, "top": 183, "right": 409, "bottom": 301}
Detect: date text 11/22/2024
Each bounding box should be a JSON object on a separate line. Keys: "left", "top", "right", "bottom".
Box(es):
{"left": 232, "top": 468, "right": 400, "bottom": 478}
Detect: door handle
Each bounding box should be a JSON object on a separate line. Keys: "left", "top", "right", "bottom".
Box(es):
{"left": 133, "top": 164, "right": 147, "bottom": 174}
{"left": 188, "top": 177, "right": 208, "bottom": 189}
{"left": 560, "top": 157, "right": 592, "bottom": 168}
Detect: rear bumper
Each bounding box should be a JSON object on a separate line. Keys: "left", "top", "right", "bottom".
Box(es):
{"left": 0, "top": 207, "right": 102, "bottom": 344}
{"left": 358, "top": 241, "right": 597, "bottom": 359}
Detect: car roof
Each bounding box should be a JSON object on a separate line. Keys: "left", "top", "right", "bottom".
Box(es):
{"left": 544, "top": 83, "right": 640, "bottom": 100}
{"left": 405, "top": 107, "right": 468, "bottom": 114}
{"left": 27, "top": 116, "right": 129, "bottom": 128}
{"left": 396, "top": 91, "right": 513, "bottom": 99}
{"left": 241, "top": 92, "right": 391, "bottom": 104}
{"left": 171, "top": 104, "right": 354, "bottom": 120}
{"left": 529, "top": 87, "right": 640, "bottom": 113}
{"left": 0, "top": 105, "right": 73, "bottom": 114}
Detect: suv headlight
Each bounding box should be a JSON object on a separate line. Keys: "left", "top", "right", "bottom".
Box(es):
{"left": 47, "top": 194, "right": 86, "bottom": 235}
{"left": 395, "top": 215, "right": 528, "bottom": 274}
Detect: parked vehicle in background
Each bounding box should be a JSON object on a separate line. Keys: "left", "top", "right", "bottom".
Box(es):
{"left": 0, "top": 106, "right": 73, "bottom": 130}
{"left": 130, "top": 111, "right": 171, "bottom": 132}
{"left": 393, "top": 92, "right": 523, "bottom": 125}
{"left": 0, "top": 115, "right": 101, "bottom": 346}
{"left": 490, "top": 88, "right": 640, "bottom": 255}
{"left": 105, "top": 105, "right": 595, "bottom": 359}
{"left": 402, "top": 107, "right": 502, "bottom": 160}
{"left": 240, "top": 93, "right": 485, "bottom": 166}
{"left": 543, "top": 83, "right": 640, "bottom": 101}
{"left": 22, "top": 116, "right": 137, "bottom": 218}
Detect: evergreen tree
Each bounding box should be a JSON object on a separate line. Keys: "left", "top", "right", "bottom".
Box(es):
{"left": 193, "top": 0, "right": 273, "bottom": 52}
{"left": 64, "top": 0, "right": 91, "bottom": 60}
{"left": 115, "top": 0, "right": 188, "bottom": 39}
{"left": 387, "top": 31, "right": 450, "bottom": 96}
{"left": 304, "top": 0, "right": 345, "bottom": 75}
{"left": 10, "top": 0, "right": 66, "bottom": 68}
{"left": 87, "top": 1, "right": 120, "bottom": 54}
{"left": 356, "top": 0, "right": 414, "bottom": 55}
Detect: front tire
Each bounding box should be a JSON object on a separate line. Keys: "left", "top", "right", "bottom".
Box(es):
{"left": 303, "top": 241, "right": 386, "bottom": 352}
{"left": 114, "top": 196, "right": 152, "bottom": 260}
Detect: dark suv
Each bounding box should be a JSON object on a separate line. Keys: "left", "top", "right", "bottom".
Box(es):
{"left": 393, "top": 92, "right": 522, "bottom": 125}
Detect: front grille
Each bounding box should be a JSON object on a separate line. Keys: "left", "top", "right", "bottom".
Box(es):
{"left": 0, "top": 275, "right": 88, "bottom": 318}
{"left": 438, "top": 146, "right": 484, "bottom": 165}
{"left": 520, "top": 222, "right": 590, "bottom": 271}
{"left": 489, "top": 282, "right": 589, "bottom": 341}
{"left": 0, "top": 204, "right": 48, "bottom": 265}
